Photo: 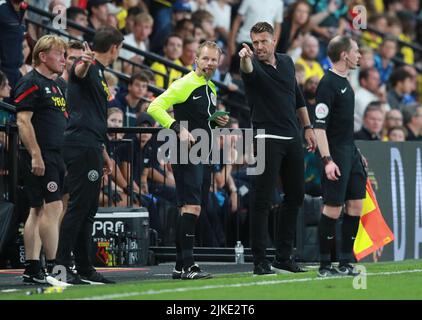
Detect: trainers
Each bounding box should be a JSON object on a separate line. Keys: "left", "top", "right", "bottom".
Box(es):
{"left": 61, "top": 267, "right": 90, "bottom": 285}
{"left": 253, "top": 261, "right": 276, "bottom": 276}
{"left": 22, "top": 269, "right": 48, "bottom": 285}
{"left": 172, "top": 268, "right": 182, "bottom": 280}
{"left": 181, "top": 264, "right": 212, "bottom": 280}
{"left": 271, "top": 258, "right": 307, "bottom": 274}
{"left": 79, "top": 270, "right": 116, "bottom": 284}
{"left": 337, "top": 263, "right": 360, "bottom": 276}
{"left": 317, "top": 265, "right": 340, "bottom": 278}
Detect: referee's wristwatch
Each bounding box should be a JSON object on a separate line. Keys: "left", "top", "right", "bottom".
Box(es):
{"left": 322, "top": 156, "right": 333, "bottom": 166}
{"left": 303, "top": 124, "right": 313, "bottom": 131}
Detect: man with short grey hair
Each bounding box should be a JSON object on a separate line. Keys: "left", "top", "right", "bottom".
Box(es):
{"left": 402, "top": 104, "right": 422, "bottom": 141}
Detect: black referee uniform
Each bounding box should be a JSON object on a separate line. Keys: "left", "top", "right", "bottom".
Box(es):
{"left": 314, "top": 70, "right": 367, "bottom": 270}
{"left": 241, "top": 53, "right": 307, "bottom": 273}
{"left": 56, "top": 59, "right": 110, "bottom": 278}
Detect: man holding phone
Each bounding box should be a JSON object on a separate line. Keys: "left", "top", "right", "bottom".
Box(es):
{"left": 148, "top": 41, "right": 229, "bottom": 280}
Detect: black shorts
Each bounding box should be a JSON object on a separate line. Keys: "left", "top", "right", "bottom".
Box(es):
{"left": 172, "top": 162, "right": 212, "bottom": 207}
{"left": 321, "top": 145, "right": 367, "bottom": 206}
{"left": 20, "top": 149, "right": 66, "bottom": 208}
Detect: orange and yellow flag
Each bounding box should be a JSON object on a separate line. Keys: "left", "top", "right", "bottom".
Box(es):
{"left": 353, "top": 179, "right": 394, "bottom": 261}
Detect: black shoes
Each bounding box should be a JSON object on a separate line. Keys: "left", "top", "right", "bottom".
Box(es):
{"left": 337, "top": 263, "right": 360, "bottom": 276}
{"left": 181, "top": 264, "right": 212, "bottom": 280}
{"left": 271, "top": 258, "right": 308, "bottom": 274}
{"left": 22, "top": 269, "right": 70, "bottom": 287}
{"left": 22, "top": 269, "right": 49, "bottom": 285}
{"left": 253, "top": 261, "right": 276, "bottom": 276}
{"left": 172, "top": 268, "right": 182, "bottom": 280}
{"left": 79, "top": 270, "right": 116, "bottom": 284}
{"left": 317, "top": 264, "right": 340, "bottom": 278}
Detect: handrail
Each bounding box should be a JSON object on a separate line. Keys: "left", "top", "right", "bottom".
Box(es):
{"left": 118, "top": 56, "right": 169, "bottom": 79}
{"left": 346, "top": 16, "right": 422, "bottom": 54}
{"left": 349, "top": 27, "right": 422, "bottom": 73}
{"left": 0, "top": 101, "right": 16, "bottom": 114}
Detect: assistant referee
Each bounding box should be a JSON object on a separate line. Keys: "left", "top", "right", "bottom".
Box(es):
{"left": 313, "top": 35, "right": 366, "bottom": 277}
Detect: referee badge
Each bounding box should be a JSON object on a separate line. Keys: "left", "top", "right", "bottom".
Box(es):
{"left": 88, "top": 170, "right": 99, "bottom": 182}
{"left": 210, "top": 92, "right": 217, "bottom": 106}
{"left": 315, "top": 103, "right": 329, "bottom": 119}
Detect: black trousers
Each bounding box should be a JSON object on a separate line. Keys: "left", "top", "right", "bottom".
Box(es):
{"left": 251, "top": 137, "right": 304, "bottom": 265}
{"left": 56, "top": 146, "right": 104, "bottom": 270}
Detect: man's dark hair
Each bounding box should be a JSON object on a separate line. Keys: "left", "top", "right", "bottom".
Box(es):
{"left": 164, "top": 33, "right": 183, "bottom": 47}
{"left": 390, "top": 67, "right": 412, "bottom": 87}
{"left": 363, "top": 101, "right": 383, "bottom": 118}
{"left": 140, "top": 69, "right": 154, "bottom": 82}
{"left": 129, "top": 72, "right": 150, "bottom": 85}
{"left": 250, "top": 22, "right": 274, "bottom": 35}
{"left": 93, "top": 27, "right": 124, "bottom": 53}
{"left": 327, "top": 36, "right": 352, "bottom": 63}
{"left": 127, "top": 6, "right": 142, "bottom": 17}
{"left": 65, "top": 40, "right": 84, "bottom": 58}
{"left": 67, "top": 40, "right": 84, "bottom": 51}
{"left": 358, "top": 67, "right": 377, "bottom": 83}
{"left": 175, "top": 18, "right": 194, "bottom": 34}
{"left": 67, "top": 6, "right": 87, "bottom": 21}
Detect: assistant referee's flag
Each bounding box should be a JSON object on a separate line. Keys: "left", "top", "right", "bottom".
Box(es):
{"left": 353, "top": 179, "right": 394, "bottom": 261}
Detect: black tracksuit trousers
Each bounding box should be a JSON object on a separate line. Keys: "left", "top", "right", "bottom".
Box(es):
{"left": 56, "top": 146, "right": 104, "bottom": 271}
{"left": 251, "top": 136, "right": 304, "bottom": 265}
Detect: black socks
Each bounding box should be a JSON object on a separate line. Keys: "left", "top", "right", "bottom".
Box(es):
{"left": 318, "top": 214, "right": 337, "bottom": 268}
{"left": 180, "top": 213, "right": 197, "bottom": 269}
{"left": 340, "top": 214, "right": 360, "bottom": 266}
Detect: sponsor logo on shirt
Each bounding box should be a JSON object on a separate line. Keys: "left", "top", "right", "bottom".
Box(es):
{"left": 101, "top": 80, "right": 111, "bottom": 100}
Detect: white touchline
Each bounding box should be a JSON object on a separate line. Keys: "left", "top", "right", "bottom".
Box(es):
{"left": 76, "top": 269, "right": 422, "bottom": 300}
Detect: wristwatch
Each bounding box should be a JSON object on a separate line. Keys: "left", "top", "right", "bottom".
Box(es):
{"left": 303, "top": 124, "right": 313, "bottom": 130}
{"left": 322, "top": 156, "right": 333, "bottom": 166}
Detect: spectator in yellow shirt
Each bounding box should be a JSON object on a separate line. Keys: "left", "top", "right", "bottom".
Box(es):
{"left": 296, "top": 35, "right": 324, "bottom": 81}
{"left": 151, "top": 34, "right": 184, "bottom": 88}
